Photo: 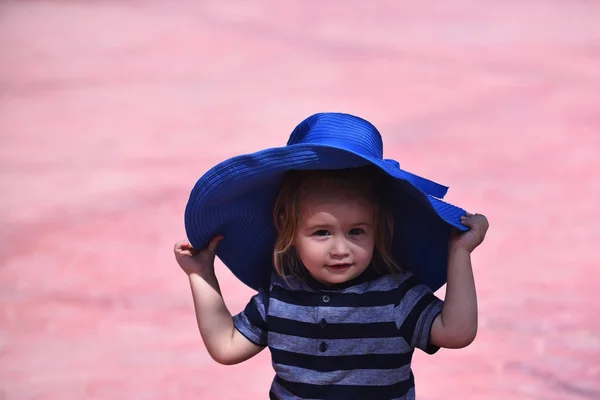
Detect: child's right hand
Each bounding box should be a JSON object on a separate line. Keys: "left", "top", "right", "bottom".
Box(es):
{"left": 174, "top": 236, "right": 223, "bottom": 277}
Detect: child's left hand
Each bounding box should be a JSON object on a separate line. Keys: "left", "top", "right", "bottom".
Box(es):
{"left": 450, "top": 213, "right": 489, "bottom": 253}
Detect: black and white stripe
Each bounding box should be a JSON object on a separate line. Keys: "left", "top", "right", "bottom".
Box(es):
{"left": 234, "top": 272, "right": 442, "bottom": 400}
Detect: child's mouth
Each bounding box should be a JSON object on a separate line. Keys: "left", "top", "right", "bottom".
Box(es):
{"left": 326, "top": 263, "right": 352, "bottom": 270}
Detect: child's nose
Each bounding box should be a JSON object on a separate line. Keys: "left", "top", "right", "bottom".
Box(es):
{"left": 330, "top": 237, "right": 350, "bottom": 258}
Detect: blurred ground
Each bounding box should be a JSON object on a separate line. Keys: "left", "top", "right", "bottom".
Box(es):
{"left": 1, "top": 1, "right": 599, "bottom": 399}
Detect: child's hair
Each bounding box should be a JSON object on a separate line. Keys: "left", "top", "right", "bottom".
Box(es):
{"left": 273, "top": 165, "right": 401, "bottom": 280}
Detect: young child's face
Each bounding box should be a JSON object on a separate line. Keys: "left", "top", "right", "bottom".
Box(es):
{"left": 294, "top": 188, "right": 376, "bottom": 286}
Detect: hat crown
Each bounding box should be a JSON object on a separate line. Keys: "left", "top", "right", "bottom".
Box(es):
{"left": 287, "top": 113, "right": 384, "bottom": 159}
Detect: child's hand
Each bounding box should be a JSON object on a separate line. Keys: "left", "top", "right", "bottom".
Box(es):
{"left": 174, "top": 236, "right": 223, "bottom": 277}
{"left": 450, "top": 213, "right": 489, "bottom": 253}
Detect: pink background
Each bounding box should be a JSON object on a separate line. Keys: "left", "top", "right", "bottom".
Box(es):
{"left": 1, "top": 1, "right": 599, "bottom": 399}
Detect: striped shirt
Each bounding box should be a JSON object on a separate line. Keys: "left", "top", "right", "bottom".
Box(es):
{"left": 233, "top": 269, "right": 443, "bottom": 400}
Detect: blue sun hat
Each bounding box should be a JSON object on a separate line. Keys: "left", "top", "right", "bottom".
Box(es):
{"left": 184, "top": 112, "right": 468, "bottom": 292}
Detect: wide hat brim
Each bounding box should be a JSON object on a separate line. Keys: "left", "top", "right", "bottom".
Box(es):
{"left": 185, "top": 142, "right": 468, "bottom": 292}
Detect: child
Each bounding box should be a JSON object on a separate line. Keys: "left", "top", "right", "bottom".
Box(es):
{"left": 175, "top": 113, "right": 489, "bottom": 399}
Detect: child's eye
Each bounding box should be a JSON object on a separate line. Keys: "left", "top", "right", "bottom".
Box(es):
{"left": 313, "top": 230, "right": 330, "bottom": 237}
{"left": 349, "top": 228, "right": 365, "bottom": 235}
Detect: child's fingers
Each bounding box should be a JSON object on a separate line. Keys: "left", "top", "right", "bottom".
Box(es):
{"left": 174, "top": 236, "right": 222, "bottom": 257}
{"left": 460, "top": 213, "right": 478, "bottom": 228}
{"left": 207, "top": 235, "right": 224, "bottom": 254}
{"left": 460, "top": 213, "right": 475, "bottom": 227}
{"left": 460, "top": 213, "right": 490, "bottom": 231}
{"left": 174, "top": 240, "right": 199, "bottom": 256}
{"left": 476, "top": 214, "right": 490, "bottom": 231}
{"left": 174, "top": 240, "right": 190, "bottom": 252}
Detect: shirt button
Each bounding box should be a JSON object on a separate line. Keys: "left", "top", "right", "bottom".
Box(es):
{"left": 322, "top": 295, "right": 330, "bottom": 303}
{"left": 320, "top": 318, "right": 327, "bottom": 328}
{"left": 319, "top": 342, "right": 328, "bottom": 352}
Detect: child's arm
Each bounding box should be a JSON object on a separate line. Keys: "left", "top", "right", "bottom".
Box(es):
{"left": 174, "top": 237, "right": 265, "bottom": 365}
{"left": 430, "top": 213, "right": 489, "bottom": 349}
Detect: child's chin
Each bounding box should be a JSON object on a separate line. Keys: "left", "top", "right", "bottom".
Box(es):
{"left": 318, "top": 274, "right": 351, "bottom": 286}
{"left": 323, "top": 270, "right": 358, "bottom": 283}
{"left": 324, "top": 276, "right": 348, "bottom": 284}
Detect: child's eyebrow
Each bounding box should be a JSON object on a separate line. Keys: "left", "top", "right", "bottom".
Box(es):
{"left": 304, "top": 223, "right": 332, "bottom": 230}
{"left": 304, "top": 222, "right": 372, "bottom": 230}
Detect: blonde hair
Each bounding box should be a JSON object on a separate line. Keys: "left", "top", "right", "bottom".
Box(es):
{"left": 272, "top": 166, "right": 401, "bottom": 280}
